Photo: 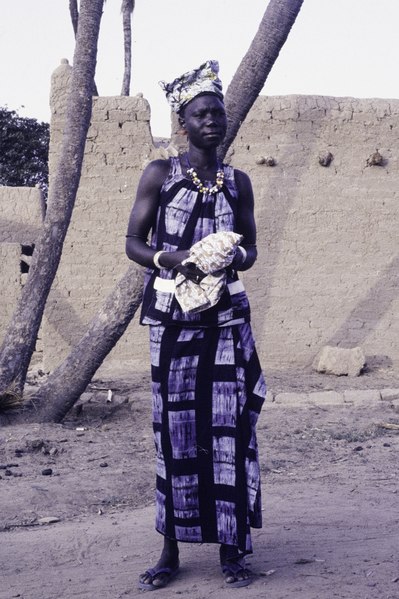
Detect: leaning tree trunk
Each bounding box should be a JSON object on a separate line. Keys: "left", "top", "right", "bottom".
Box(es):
{"left": 23, "top": 0, "right": 303, "bottom": 423}
{"left": 69, "top": 0, "right": 100, "bottom": 96}
{"left": 121, "top": 0, "right": 135, "bottom": 96}
{"left": 31, "top": 264, "right": 143, "bottom": 423}
{"left": 69, "top": 0, "right": 79, "bottom": 37}
{"left": 0, "top": 0, "right": 105, "bottom": 399}
{"left": 219, "top": 0, "right": 304, "bottom": 160}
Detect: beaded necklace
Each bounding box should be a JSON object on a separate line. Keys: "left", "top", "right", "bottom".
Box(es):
{"left": 186, "top": 159, "right": 224, "bottom": 195}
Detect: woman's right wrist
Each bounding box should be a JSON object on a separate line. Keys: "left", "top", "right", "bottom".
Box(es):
{"left": 153, "top": 250, "right": 165, "bottom": 269}
{"left": 153, "top": 249, "right": 189, "bottom": 270}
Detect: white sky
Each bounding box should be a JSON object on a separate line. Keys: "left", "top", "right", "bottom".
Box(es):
{"left": 1, "top": 0, "right": 399, "bottom": 137}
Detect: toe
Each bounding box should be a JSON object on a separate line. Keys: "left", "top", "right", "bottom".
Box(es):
{"left": 139, "top": 571, "right": 152, "bottom": 585}
{"left": 152, "top": 573, "right": 168, "bottom": 588}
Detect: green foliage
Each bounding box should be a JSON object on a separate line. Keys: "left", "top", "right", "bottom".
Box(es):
{"left": 0, "top": 106, "right": 49, "bottom": 195}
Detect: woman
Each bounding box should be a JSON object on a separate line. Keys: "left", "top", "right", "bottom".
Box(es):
{"left": 126, "top": 60, "right": 266, "bottom": 590}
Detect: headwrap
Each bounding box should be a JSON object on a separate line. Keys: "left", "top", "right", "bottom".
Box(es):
{"left": 174, "top": 231, "right": 243, "bottom": 314}
{"left": 159, "top": 60, "right": 223, "bottom": 114}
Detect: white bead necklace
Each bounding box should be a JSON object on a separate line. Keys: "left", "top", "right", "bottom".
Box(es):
{"left": 186, "top": 161, "right": 224, "bottom": 195}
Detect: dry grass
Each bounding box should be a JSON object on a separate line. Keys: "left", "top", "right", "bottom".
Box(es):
{"left": 0, "top": 385, "right": 23, "bottom": 413}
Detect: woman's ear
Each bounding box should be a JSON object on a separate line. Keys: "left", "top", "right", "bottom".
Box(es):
{"left": 179, "top": 117, "right": 186, "bottom": 128}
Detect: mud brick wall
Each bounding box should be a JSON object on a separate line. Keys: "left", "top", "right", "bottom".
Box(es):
{"left": 231, "top": 95, "right": 399, "bottom": 371}
{"left": 2, "top": 60, "right": 398, "bottom": 376}
{"left": 43, "top": 60, "right": 155, "bottom": 374}
{"left": 0, "top": 186, "right": 44, "bottom": 363}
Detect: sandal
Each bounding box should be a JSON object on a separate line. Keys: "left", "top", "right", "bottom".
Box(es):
{"left": 220, "top": 547, "right": 252, "bottom": 588}
{"left": 138, "top": 562, "right": 180, "bottom": 591}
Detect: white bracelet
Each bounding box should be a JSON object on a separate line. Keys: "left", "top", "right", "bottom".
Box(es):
{"left": 237, "top": 246, "right": 247, "bottom": 263}
{"left": 153, "top": 250, "right": 164, "bottom": 269}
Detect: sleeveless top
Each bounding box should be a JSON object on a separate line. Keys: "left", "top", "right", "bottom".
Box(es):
{"left": 140, "top": 156, "right": 251, "bottom": 327}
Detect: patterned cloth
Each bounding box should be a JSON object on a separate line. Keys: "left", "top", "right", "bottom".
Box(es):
{"left": 159, "top": 60, "right": 223, "bottom": 114}
{"left": 150, "top": 323, "right": 266, "bottom": 554}
{"left": 140, "top": 157, "right": 251, "bottom": 327}
{"left": 184, "top": 231, "right": 243, "bottom": 273}
{"left": 140, "top": 156, "right": 266, "bottom": 554}
{"left": 175, "top": 231, "right": 243, "bottom": 314}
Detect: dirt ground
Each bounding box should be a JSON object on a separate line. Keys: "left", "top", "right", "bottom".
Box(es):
{"left": 1, "top": 367, "right": 399, "bottom": 599}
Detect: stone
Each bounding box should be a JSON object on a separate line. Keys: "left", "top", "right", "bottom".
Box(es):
{"left": 366, "top": 150, "right": 384, "bottom": 166}
{"left": 318, "top": 150, "right": 333, "bottom": 166}
{"left": 38, "top": 517, "right": 60, "bottom": 525}
{"left": 312, "top": 346, "right": 366, "bottom": 376}
{"left": 343, "top": 389, "right": 381, "bottom": 404}
{"left": 273, "top": 392, "right": 310, "bottom": 405}
{"left": 308, "top": 391, "right": 344, "bottom": 405}
{"left": 380, "top": 388, "right": 399, "bottom": 402}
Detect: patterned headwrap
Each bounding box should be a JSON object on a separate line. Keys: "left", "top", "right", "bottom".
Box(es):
{"left": 159, "top": 60, "right": 223, "bottom": 114}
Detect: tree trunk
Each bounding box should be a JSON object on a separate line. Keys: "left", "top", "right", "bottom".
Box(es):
{"left": 31, "top": 264, "right": 143, "bottom": 423}
{"left": 69, "top": 0, "right": 100, "bottom": 96}
{"left": 219, "top": 0, "right": 304, "bottom": 160}
{"left": 0, "top": 0, "right": 105, "bottom": 399}
{"left": 121, "top": 0, "right": 135, "bottom": 96}
{"left": 69, "top": 0, "right": 79, "bottom": 37}
{"left": 13, "top": 0, "right": 302, "bottom": 423}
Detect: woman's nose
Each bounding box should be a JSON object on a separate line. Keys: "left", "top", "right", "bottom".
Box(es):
{"left": 205, "top": 113, "right": 216, "bottom": 125}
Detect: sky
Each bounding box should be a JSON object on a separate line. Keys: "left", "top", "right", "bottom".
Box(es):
{"left": 1, "top": 0, "right": 399, "bottom": 137}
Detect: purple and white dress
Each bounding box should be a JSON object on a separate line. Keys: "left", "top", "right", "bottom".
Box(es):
{"left": 140, "top": 156, "right": 266, "bottom": 554}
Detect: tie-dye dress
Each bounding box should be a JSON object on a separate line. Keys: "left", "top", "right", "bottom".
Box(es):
{"left": 140, "top": 157, "right": 266, "bottom": 554}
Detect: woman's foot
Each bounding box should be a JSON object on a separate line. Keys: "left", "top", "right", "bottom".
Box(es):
{"left": 219, "top": 544, "right": 252, "bottom": 588}
{"left": 139, "top": 539, "right": 180, "bottom": 590}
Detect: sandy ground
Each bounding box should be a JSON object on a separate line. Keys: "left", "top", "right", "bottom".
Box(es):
{"left": 1, "top": 368, "right": 399, "bottom": 599}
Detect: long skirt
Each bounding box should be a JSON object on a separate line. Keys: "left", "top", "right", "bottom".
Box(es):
{"left": 149, "top": 322, "right": 266, "bottom": 554}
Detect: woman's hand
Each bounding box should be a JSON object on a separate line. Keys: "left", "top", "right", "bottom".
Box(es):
{"left": 161, "top": 251, "right": 207, "bottom": 284}
{"left": 175, "top": 261, "right": 207, "bottom": 284}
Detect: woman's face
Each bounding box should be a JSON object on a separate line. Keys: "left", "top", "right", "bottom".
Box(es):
{"left": 182, "top": 94, "right": 227, "bottom": 149}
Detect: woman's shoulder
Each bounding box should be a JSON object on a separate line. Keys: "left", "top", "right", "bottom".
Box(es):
{"left": 144, "top": 158, "right": 172, "bottom": 177}
{"left": 140, "top": 158, "right": 173, "bottom": 189}
{"left": 221, "top": 164, "right": 252, "bottom": 195}
{"left": 232, "top": 167, "right": 253, "bottom": 194}
{"left": 232, "top": 167, "right": 250, "bottom": 183}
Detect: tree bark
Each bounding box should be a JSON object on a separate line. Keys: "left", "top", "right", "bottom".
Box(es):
{"left": 69, "top": 0, "right": 79, "bottom": 37}
{"left": 31, "top": 264, "right": 143, "bottom": 423}
{"left": 0, "top": 0, "right": 105, "bottom": 398}
{"left": 12, "top": 0, "right": 303, "bottom": 423}
{"left": 219, "top": 0, "right": 304, "bottom": 160}
{"left": 121, "top": 0, "right": 135, "bottom": 96}
{"left": 69, "top": 0, "right": 100, "bottom": 96}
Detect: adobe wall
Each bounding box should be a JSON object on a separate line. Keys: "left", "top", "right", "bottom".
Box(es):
{"left": 2, "top": 60, "right": 398, "bottom": 377}
{"left": 43, "top": 60, "right": 160, "bottom": 374}
{"left": 231, "top": 95, "right": 399, "bottom": 371}
{"left": 0, "top": 186, "right": 44, "bottom": 364}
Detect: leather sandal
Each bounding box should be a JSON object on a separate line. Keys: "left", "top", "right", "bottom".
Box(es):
{"left": 138, "top": 562, "right": 180, "bottom": 591}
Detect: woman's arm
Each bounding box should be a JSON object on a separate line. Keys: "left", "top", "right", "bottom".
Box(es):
{"left": 231, "top": 169, "right": 258, "bottom": 271}
{"left": 125, "top": 159, "right": 189, "bottom": 269}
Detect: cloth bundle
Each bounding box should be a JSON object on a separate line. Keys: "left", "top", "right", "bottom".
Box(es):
{"left": 174, "top": 231, "right": 243, "bottom": 314}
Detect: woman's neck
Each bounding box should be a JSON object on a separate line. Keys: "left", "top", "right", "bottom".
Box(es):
{"left": 187, "top": 146, "right": 218, "bottom": 170}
